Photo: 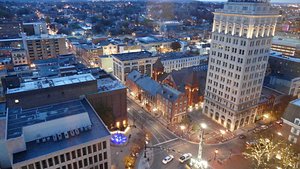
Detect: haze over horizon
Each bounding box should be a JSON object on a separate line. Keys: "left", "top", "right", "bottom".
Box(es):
{"left": 199, "top": 0, "right": 300, "bottom": 3}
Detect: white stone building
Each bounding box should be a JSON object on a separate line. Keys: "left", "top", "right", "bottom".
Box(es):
{"left": 3, "top": 99, "right": 111, "bottom": 169}
{"left": 112, "top": 51, "right": 158, "bottom": 83}
{"left": 160, "top": 52, "right": 208, "bottom": 73}
{"left": 203, "top": 0, "right": 280, "bottom": 131}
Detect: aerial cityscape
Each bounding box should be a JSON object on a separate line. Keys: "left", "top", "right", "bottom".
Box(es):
{"left": 0, "top": 0, "right": 299, "bottom": 169}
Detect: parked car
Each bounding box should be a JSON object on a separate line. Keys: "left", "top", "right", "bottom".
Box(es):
{"left": 253, "top": 127, "right": 261, "bottom": 133}
{"left": 260, "top": 125, "right": 268, "bottom": 130}
{"left": 246, "top": 141, "right": 257, "bottom": 147}
{"left": 179, "top": 153, "right": 192, "bottom": 163}
{"left": 162, "top": 155, "right": 174, "bottom": 164}
{"left": 276, "top": 119, "right": 283, "bottom": 125}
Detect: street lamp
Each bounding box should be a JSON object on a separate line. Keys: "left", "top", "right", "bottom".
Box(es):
{"left": 220, "top": 129, "right": 226, "bottom": 140}
{"left": 214, "top": 149, "right": 218, "bottom": 160}
{"left": 198, "top": 123, "right": 207, "bottom": 160}
{"left": 180, "top": 125, "right": 186, "bottom": 137}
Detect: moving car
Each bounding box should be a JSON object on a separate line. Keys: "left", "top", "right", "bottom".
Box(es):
{"left": 179, "top": 153, "right": 192, "bottom": 163}
{"left": 162, "top": 155, "right": 174, "bottom": 164}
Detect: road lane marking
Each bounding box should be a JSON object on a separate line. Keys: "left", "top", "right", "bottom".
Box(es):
{"left": 153, "top": 138, "right": 179, "bottom": 147}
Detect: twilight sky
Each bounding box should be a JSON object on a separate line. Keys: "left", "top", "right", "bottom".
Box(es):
{"left": 198, "top": 0, "right": 300, "bottom": 3}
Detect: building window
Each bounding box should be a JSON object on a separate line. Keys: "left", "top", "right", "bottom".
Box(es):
{"left": 48, "top": 158, "right": 53, "bottom": 167}
{"left": 28, "top": 164, "right": 34, "bottom": 169}
{"left": 98, "top": 142, "right": 102, "bottom": 150}
{"left": 77, "top": 149, "right": 82, "bottom": 157}
{"left": 60, "top": 154, "right": 65, "bottom": 163}
{"left": 99, "top": 153, "right": 103, "bottom": 161}
{"left": 54, "top": 156, "right": 59, "bottom": 165}
{"left": 78, "top": 160, "right": 83, "bottom": 168}
{"left": 73, "top": 162, "right": 78, "bottom": 169}
{"left": 84, "top": 158, "right": 88, "bottom": 167}
{"left": 94, "top": 155, "right": 98, "bottom": 162}
{"left": 35, "top": 162, "right": 41, "bottom": 169}
{"left": 66, "top": 152, "right": 71, "bottom": 161}
{"left": 89, "top": 157, "right": 93, "bottom": 165}
{"left": 93, "top": 144, "right": 97, "bottom": 152}
{"left": 103, "top": 141, "right": 107, "bottom": 149}
{"left": 42, "top": 160, "right": 47, "bottom": 168}
{"left": 104, "top": 152, "right": 107, "bottom": 160}
{"left": 83, "top": 147, "right": 87, "bottom": 156}
{"left": 295, "top": 118, "right": 300, "bottom": 126}
{"left": 72, "top": 151, "right": 76, "bottom": 159}
{"left": 88, "top": 146, "right": 92, "bottom": 154}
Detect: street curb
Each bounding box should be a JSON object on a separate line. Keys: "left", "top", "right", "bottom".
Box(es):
{"left": 128, "top": 97, "right": 239, "bottom": 146}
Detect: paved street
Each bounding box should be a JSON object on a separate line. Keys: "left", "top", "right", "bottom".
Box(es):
{"left": 127, "top": 98, "right": 177, "bottom": 146}
{"left": 127, "top": 98, "right": 255, "bottom": 169}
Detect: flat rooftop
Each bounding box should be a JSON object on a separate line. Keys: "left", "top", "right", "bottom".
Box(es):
{"left": 97, "top": 77, "right": 125, "bottom": 92}
{"left": 272, "top": 36, "right": 300, "bottom": 48}
{"left": 26, "top": 34, "right": 66, "bottom": 40}
{"left": 7, "top": 74, "right": 95, "bottom": 94}
{"left": 270, "top": 51, "right": 300, "bottom": 63}
{"left": 137, "top": 36, "right": 173, "bottom": 44}
{"left": 11, "top": 99, "right": 110, "bottom": 163}
{"left": 160, "top": 52, "right": 208, "bottom": 61}
{"left": 112, "top": 51, "right": 155, "bottom": 61}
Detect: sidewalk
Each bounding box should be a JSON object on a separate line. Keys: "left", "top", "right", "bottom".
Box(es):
{"left": 137, "top": 144, "right": 154, "bottom": 169}
{"left": 127, "top": 95, "right": 256, "bottom": 145}
{"left": 110, "top": 118, "right": 147, "bottom": 169}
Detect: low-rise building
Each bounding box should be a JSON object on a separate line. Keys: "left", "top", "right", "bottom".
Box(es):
{"left": 266, "top": 51, "right": 300, "bottom": 98}
{"left": 281, "top": 99, "right": 300, "bottom": 151}
{"left": 126, "top": 70, "right": 188, "bottom": 124}
{"left": 159, "top": 52, "right": 208, "bottom": 73}
{"left": 157, "top": 85, "right": 188, "bottom": 124}
{"left": 23, "top": 22, "right": 48, "bottom": 36}
{"left": 26, "top": 34, "right": 68, "bottom": 62}
{"left": 5, "top": 98, "right": 111, "bottom": 169}
{"left": 136, "top": 36, "right": 174, "bottom": 53}
{"left": 271, "top": 36, "right": 300, "bottom": 58}
{"left": 112, "top": 51, "right": 158, "bottom": 83}
{"left": 161, "top": 65, "right": 208, "bottom": 108}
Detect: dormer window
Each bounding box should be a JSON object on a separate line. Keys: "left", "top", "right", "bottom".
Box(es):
{"left": 295, "top": 118, "right": 300, "bottom": 126}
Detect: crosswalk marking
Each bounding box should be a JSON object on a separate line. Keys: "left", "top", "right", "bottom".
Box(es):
{"left": 153, "top": 138, "right": 179, "bottom": 147}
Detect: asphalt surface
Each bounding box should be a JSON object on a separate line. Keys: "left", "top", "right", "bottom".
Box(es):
{"left": 127, "top": 98, "right": 252, "bottom": 169}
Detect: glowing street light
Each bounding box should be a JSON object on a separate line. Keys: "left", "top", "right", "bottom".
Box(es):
{"left": 220, "top": 129, "right": 226, "bottom": 139}
{"left": 180, "top": 125, "right": 186, "bottom": 137}
{"left": 214, "top": 149, "right": 219, "bottom": 160}
{"left": 198, "top": 123, "right": 207, "bottom": 160}
{"left": 263, "top": 114, "right": 269, "bottom": 119}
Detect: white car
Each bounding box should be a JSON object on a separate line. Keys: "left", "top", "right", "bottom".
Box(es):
{"left": 179, "top": 153, "right": 192, "bottom": 163}
{"left": 162, "top": 155, "right": 174, "bottom": 164}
